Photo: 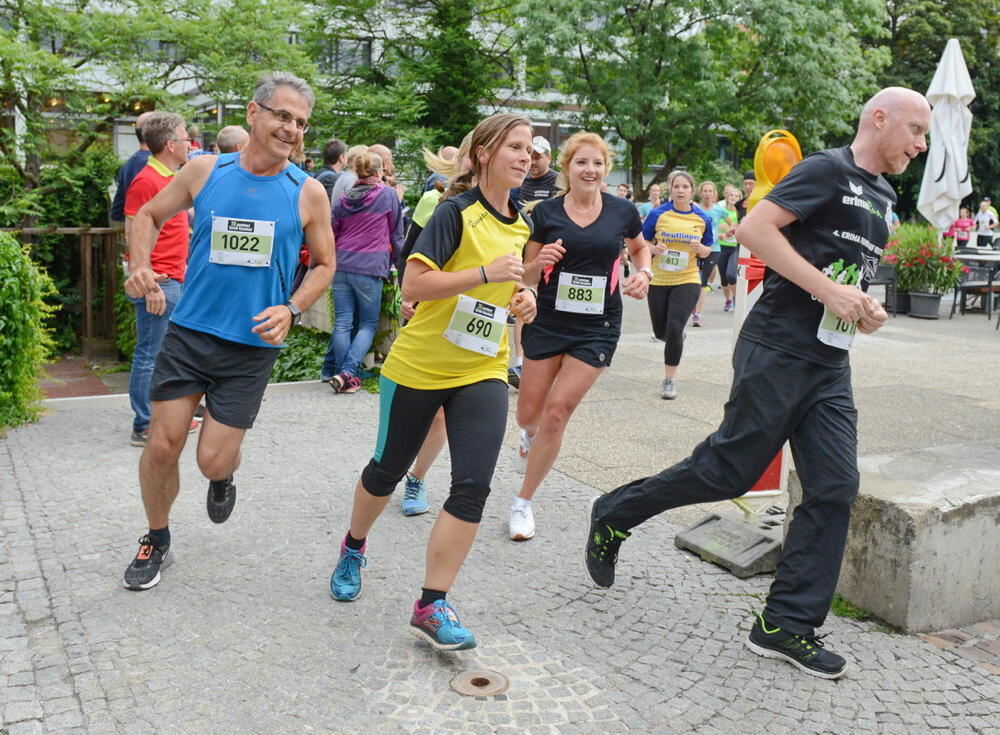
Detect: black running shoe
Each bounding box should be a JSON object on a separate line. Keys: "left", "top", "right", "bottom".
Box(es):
{"left": 207, "top": 475, "right": 236, "bottom": 524}
{"left": 585, "top": 497, "right": 630, "bottom": 588}
{"left": 746, "top": 613, "right": 848, "bottom": 679}
{"left": 123, "top": 535, "right": 171, "bottom": 590}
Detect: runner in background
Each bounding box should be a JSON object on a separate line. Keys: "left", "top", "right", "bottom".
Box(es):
{"left": 643, "top": 170, "right": 714, "bottom": 400}
{"left": 692, "top": 181, "right": 723, "bottom": 326}
{"left": 716, "top": 185, "right": 741, "bottom": 311}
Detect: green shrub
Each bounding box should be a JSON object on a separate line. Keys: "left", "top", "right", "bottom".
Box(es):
{"left": 114, "top": 286, "right": 136, "bottom": 363}
{"left": 269, "top": 326, "right": 330, "bottom": 383}
{"left": 0, "top": 232, "right": 56, "bottom": 427}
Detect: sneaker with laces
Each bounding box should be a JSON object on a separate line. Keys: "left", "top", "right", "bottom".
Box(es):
{"left": 129, "top": 429, "right": 149, "bottom": 447}
{"left": 584, "top": 497, "right": 630, "bottom": 588}
{"left": 401, "top": 474, "right": 429, "bottom": 516}
{"left": 123, "top": 535, "right": 172, "bottom": 590}
{"left": 723, "top": 299, "right": 734, "bottom": 312}
{"left": 508, "top": 497, "right": 535, "bottom": 540}
{"left": 659, "top": 378, "right": 677, "bottom": 400}
{"left": 746, "top": 613, "right": 848, "bottom": 679}
{"left": 691, "top": 312, "right": 702, "bottom": 327}
{"left": 331, "top": 372, "right": 362, "bottom": 394}
{"left": 514, "top": 430, "right": 532, "bottom": 474}
{"left": 206, "top": 475, "right": 236, "bottom": 524}
{"left": 330, "top": 538, "right": 367, "bottom": 601}
{"left": 409, "top": 599, "right": 477, "bottom": 651}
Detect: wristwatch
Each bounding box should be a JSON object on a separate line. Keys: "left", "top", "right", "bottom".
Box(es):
{"left": 639, "top": 267, "right": 654, "bottom": 280}
{"left": 284, "top": 300, "right": 302, "bottom": 326}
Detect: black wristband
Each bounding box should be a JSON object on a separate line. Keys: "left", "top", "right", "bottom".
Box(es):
{"left": 480, "top": 265, "right": 488, "bottom": 283}
{"left": 518, "top": 287, "right": 537, "bottom": 298}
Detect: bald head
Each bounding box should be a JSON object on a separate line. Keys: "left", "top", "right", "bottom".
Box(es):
{"left": 852, "top": 86, "right": 930, "bottom": 176}
{"left": 858, "top": 87, "right": 930, "bottom": 129}
{"left": 216, "top": 125, "right": 250, "bottom": 153}
{"left": 439, "top": 146, "right": 459, "bottom": 161}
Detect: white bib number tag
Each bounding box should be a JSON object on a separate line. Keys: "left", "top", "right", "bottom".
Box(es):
{"left": 555, "top": 271, "right": 606, "bottom": 314}
{"left": 443, "top": 294, "right": 507, "bottom": 357}
{"left": 210, "top": 216, "right": 275, "bottom": 267}
{"left": 658, "top": 249, "right": 688, "bottom": 272}
{"left": 817, "top": 307, "right": 857, "bottom": 350}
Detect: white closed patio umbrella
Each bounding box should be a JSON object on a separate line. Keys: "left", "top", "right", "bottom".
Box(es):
{"left": 917, "top": 38, "right": 975, "bottom": 231}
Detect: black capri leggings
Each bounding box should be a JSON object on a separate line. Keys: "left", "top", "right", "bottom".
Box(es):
{"left": 647, "top": 283, "right": 701, "bottom": 367}
{"left": 698, "top": 252, "right": 721, "bottom": 287}
{"left": 361, "top": 376, "right": 508, "bottom": 523}
{"left": 718, "top": 246, "right": 739, "bottom": 287}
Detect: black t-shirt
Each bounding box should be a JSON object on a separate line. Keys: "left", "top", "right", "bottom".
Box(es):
{"left": 518, "top": 169, "right": 560, "bottom": 203}
{"left": 740, "top": 146, "right": 896, "bottom": 368}
{"left": 530, "top": 193, "right": 643, "bottom": 329}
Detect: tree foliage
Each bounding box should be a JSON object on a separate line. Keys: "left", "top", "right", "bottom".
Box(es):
{"left": 0, "top": 0, "right": 314, "bottom": 225}
{"left": 871, "top": 0, "right": 1000, "bottom": 217}
{"left": 516, "top": 0, "right": 889, "bottom": 194}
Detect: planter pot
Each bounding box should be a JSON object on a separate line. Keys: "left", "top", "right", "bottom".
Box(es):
{"left": 907, "top": 291, "right": 942, "bottom": 320}
{"left": 890, "top": 291, "right": 910, "bottom": 314}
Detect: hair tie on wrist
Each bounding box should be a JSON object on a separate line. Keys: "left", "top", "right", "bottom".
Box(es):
{"left": 480, "top": 265, "right": 488, "bottom": 283}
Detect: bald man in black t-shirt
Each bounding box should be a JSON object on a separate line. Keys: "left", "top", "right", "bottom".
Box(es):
{"left": 585, "top": 87, "right": 930, "bottom": 680}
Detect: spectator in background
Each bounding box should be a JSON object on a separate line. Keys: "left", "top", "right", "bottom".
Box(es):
{"left": 187, "top": 124, "right": 202, "bottom": 150}
{"left": 314, "top": 138, "right": 347, "bottom": 203}
{"left": 110, "top": 110, "right": 154, "bottom": 224}
{"left": 215, "top": 125, "right": 249, "bottom": 154}
{"left": 321, "top": 151, "right": 404, "bottom": 393}
{"left": 122, "top": 112, "right": 194, "bottom": 447}
{"left": 515, "top": 136, "right": 558, "bottom": 202}
{"left": 330, "top": 144, "right": 369, "bottom": 204}
{"left": 616, "top": 182, "right": 631, "bottom": 200}
{"left": 599, "top": 181, "right": 609, "bottom": 193}
{"left": 424, "top": 146, "right": 459, "bottom": 192}
{"left": 736, "top": 170, "right": 755, "bottom": 220}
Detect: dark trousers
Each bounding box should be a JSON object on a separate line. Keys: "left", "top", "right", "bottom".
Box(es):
{"left": 595, "top": 338, "right": 860, "bottom": 635}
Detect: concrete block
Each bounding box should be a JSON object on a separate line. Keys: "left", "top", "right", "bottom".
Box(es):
{"left": 674, "top": 510, "right": 784, "bottom": 578}
{"left": 787, "top": 460, "right": 1000, "bottom": 633}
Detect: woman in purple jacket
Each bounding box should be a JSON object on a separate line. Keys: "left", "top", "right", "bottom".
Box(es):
{"left": 322, "top": 151, "right": 404, "bottom": 393}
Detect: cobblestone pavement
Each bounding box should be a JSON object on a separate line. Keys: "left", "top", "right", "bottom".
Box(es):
{"left": 3, "top": 295, "right": 1000, "bottom": 734}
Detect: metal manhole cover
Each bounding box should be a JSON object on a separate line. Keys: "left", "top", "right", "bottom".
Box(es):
{"left": 450, "top": 669, "right": 510, "bottom": 697}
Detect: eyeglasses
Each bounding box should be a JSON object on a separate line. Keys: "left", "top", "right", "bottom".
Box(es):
{"left": 257, "top": 102, "right": 310, "bottom": 133}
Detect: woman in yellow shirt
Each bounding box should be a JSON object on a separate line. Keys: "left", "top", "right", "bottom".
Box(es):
{"left": 643, "top": 170, "right": 714, "bottom": 399}
{"left": 330, "top": 113, "right": 537, "bottom": 652}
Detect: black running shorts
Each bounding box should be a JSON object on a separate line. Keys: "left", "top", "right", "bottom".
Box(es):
{"left": 150, "top": 323, "right": 279, "bottom": 429}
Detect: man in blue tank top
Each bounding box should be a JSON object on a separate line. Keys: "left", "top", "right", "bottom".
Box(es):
{"left": 121, "top": 72, "right": 335, "bottom": 591}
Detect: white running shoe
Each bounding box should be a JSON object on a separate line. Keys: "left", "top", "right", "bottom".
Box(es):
{"left": 514, "top": 430, "right": 532, "bottom": 474}
{"left": 660, "top": 378, "right": 677, "bottom": 400}
{"left": 509, "top": 497, "right": 535, "bottom": 541}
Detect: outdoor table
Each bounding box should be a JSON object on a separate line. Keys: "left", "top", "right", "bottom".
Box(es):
{"left": 954, "top": 249, "right": 1000, "bottom": 320}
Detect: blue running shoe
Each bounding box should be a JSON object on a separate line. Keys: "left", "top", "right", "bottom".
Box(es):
{"left": 401, "top": 474, "right": 429, "bottom": 516}
{"left": 330, "top": 538, "right": 367, "bottom": 601}
{"left": 409, "top": 599, "right": 477, "bottom": 651}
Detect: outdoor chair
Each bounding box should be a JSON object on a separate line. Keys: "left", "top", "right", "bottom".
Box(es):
{"left": 950, "top": 264, "right": 1000, "bottom": 320}
{"left": 870, "top": 263, "right": 897, "bottom": 316}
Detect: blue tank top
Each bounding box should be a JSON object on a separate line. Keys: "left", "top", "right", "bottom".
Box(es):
{"left": 171, "top": 153, "right": 307, "bottom": 348}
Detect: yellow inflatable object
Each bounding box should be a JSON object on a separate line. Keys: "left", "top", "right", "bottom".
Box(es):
{"left": 746, "top": 129, "right": 802, "bottom": 213}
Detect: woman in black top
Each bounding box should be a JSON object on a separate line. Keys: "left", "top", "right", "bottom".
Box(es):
{"left": 508, "top": 131, "right": 652, "bottom": 541}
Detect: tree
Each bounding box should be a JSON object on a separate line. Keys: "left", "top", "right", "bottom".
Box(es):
{"left": 515, "top": 0, "right": 889, "bottom": 194}
{"left": 303, "top": 0, "right": 516, "bottom": 166}
{"left": 871, "top": 0, "right": 1000, "bottom": 217}
{"left": 0, "top": 0, "right": 315, "bottom": 227}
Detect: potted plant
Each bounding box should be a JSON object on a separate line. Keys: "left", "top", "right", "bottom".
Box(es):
{"left": 881, "top": 223, "right": 964, "bottom": 319}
